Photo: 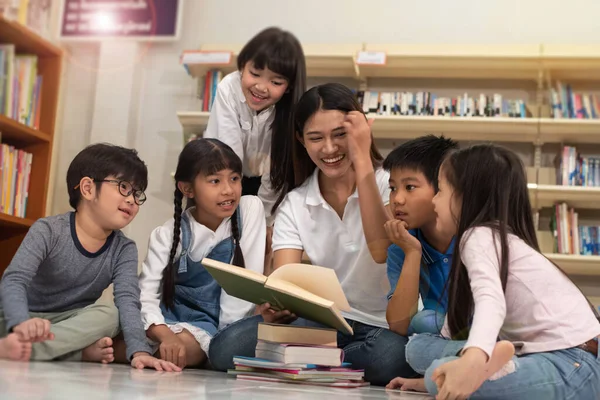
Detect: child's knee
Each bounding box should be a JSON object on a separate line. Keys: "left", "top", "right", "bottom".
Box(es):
{"left": 409, "top": 310, "right": 443, "bottom": 335}
{"left": 89, "top": 304, "right": 120, "bottom": 337}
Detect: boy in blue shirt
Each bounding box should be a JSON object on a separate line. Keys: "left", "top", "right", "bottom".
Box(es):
{"left": 384, "top": 135, "right": 458, "bottom": 336}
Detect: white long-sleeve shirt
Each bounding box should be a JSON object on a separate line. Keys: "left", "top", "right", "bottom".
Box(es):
{"left": 139, "top": 196, "right": 266, "bottom": 331}
{"left": 443, "top": 226, "right": 600, "bottom": 358}
{"left": 204, "top": 71, "right": 278, "bottom": 225}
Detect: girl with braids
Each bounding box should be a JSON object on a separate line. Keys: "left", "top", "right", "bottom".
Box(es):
{"left": 137, "top": 138, "right": 268, "bottom": 369}
{"left": 390, "top": 144, "right": 600, "bottom": 399}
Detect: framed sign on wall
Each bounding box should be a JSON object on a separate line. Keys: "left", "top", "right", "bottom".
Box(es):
{"left": 59, "top": 0, "right": 182, "bottom": 41}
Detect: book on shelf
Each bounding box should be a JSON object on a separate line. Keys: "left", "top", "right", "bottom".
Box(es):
{"left": 0, "top": 141, "right": 33, "bottom": 218}
{"left": 197, "top": 69, "right": 223, "bottom": 112}
{"left": 356, "top": 90, "right": 528, "bottom": 118}
{"left": 556, "top": 146, "right": 600, "bottom": 187}
{"left": 0, "top": 46, "right": 43, "bottom": 128}
{"left": 550, "top": 202, "right": 600, "bottom": 256}
{"left": 550, "top": 81, "right": 600, "bottom": 120}
{"left": 201, "top": 258, "right": 353, "bottom": 334}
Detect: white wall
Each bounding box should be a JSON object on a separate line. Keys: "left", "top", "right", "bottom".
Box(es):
{"left": 51, "top": 0, "right": 600, "bottom": 266}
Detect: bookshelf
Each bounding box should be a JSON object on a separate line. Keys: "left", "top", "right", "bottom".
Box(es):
{"left": 0, "top": 16, "right": 62, "bottom": 274}
{"left": 177, "top": 43, "right": 600, "bottom": 278}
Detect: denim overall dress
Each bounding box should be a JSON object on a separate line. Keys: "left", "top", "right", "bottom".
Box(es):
{"left": 160, "top": 211, "right": 242, "bottom": 337}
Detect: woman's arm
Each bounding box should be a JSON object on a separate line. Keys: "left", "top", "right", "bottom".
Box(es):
{"left": 343, "top": 112, "right": 391, "bottom": 263}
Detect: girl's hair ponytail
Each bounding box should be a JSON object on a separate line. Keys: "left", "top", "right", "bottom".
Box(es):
{"left": 162, "top": 188, "right": 183, "bottom": 310}
{"left": 229, "top": 208, "right": 245, "bottom": 268}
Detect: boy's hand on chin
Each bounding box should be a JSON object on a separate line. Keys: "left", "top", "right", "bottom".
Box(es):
{"left": 384, "top": 219, "right": 422, "bottom": 254}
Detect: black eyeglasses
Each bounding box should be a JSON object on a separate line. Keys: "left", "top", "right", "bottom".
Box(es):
{"left": 97, "top": 179, "right": 147, "bottom": 205}
{"left": 73, "top": 179, "right": 147, "bottom": 205}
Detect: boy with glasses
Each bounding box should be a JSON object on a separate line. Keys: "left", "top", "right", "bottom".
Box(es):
{"left": 0, "top": 143, "right": 179, "bottom": 371}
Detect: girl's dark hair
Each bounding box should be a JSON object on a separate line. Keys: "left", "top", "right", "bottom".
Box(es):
{"left": 443, "top": 144, "right": 598, "bottom": 339}
{"left": 162, "top": 138, "right": 245, "bottom": 310}
{"left": 273, "top": 83, "right": 384, "bottom": 210}
{"left": 237, "top": 27, "right": 306, "bottom": 215}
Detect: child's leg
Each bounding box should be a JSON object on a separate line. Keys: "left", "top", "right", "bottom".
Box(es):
{"left": 208, "top": 315, "right": 263, "bottom": 371}
{"left": 30, "top": 302, "right": 120, "bottom": 361}
{"left": 0, "top": 308, "right": 32, "bottom": 361}
{"left": 0, "top": 334, "right": 32, "bottom": 361}
{"left": 407, "top": 309, "right": 445, "bottom": 335}
{"left": 391, "top": 340, "right": 514, "bottom": 393}
{"left": 405, "top": 333, "right": 466, "bottom": 375}
{"left": 176, "top": 329, "right": 207, "bottom": 367}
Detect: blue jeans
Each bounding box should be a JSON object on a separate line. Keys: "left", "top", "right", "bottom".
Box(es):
{"left": 208, "top": 315, "right": 417, "bottom": 386}
{"left": 406, "top": 333, "right": 600, "bottom": 399}
{"left": 407, "top": 309, "right": 445, "bottom": 335}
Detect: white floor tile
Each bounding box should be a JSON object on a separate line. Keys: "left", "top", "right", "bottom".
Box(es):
{"left": 0, "top": 360, "right": 433, "bottom": 399}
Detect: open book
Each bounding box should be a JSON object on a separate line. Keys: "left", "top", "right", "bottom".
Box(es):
{"left": 201, "top": 258, "right": 353, "bottom": 335}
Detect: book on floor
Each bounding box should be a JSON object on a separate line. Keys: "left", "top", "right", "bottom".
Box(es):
{"left": 255, "top": 340, "right": 344, "bottom": 367}
{"left": 201, "top": 258, "right": 352, "bottom": 334}
{"left": 229, "top": 356, "right": 368, "bottom": 388}
{"left": 258, "top": 323, "right": 337, "bottom": 347}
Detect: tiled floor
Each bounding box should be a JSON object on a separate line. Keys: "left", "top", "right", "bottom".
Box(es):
{"left": 0, "top": 360, "right": 433, "bottom": 399}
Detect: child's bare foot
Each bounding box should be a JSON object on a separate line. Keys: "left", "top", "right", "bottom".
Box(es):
{"left": 82, "top": 337, "right": 114, "bottom": 364}
{"left": 386, "top": 376, "right": 427, "bottom": 392}
{"left": 0, "top": 333, "right": 32, "bottom": 361}
{"left": 482, "top": 340, "right": 516, "bottom": 382}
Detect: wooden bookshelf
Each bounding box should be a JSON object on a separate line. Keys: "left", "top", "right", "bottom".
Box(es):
{"left": 545, "top": 254, "right": 600, "bottom": 276}
{"left": 529, "top": 184, "right": 600, "bottom": 210}
{"left": 0, "top": 16, "right": 62, "bottom": 273}
{"left": 178, "top": 44, "right": 600, "bottom": 277}
{"left": 539, "top": 118, "right": 600, "bottom": 144}
{"left": 178, "top": 112, "right": 541, "bottom": 143}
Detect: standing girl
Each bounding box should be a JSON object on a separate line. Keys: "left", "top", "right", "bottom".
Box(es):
{"left": 392, "top": 144, "right": 600, "bottom": 399}
{"left": 204, "top": 26, "right": 306, "bottom": 225}
{"left": 136, "top": 138, "right": 267, "bottom": 369}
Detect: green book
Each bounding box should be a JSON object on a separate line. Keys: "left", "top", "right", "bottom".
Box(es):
{"left": 201, "top": 258, "right": 353, "bottom": 335}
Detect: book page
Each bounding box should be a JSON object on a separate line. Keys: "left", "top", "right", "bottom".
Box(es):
{"left": 268, "top": 264, "right": 351, "bottom": 311}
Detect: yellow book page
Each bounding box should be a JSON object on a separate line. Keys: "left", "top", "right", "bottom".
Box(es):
{"left": 268, "top": 264, "right": 351, "bottom": 311}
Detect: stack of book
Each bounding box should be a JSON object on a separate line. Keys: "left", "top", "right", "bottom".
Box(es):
{"left": 228, "top": 323, "right": 368, "bottom": 388}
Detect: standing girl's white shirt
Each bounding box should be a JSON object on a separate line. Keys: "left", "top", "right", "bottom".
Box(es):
{"left": 140, "top": 195, "right": 266, "bottom": 331}
{"left": 205, "top": 71, "right": 274, "bottom": 182}
{"left": 202, "top": 27, "right": 306, "bottom": 225}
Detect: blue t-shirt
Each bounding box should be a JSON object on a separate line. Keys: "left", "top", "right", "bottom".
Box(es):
{"left": 387, "top": 229, "right": 455, "bottom": 313}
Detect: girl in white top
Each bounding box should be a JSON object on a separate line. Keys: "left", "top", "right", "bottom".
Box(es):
{"left": 390, "top": 144, "right": 600, "bottom": 399}
{"left": 204, "top": 27, "right": 306, "bottom": 226}
{"left": 271, "top": 83, "right": 417, "bottom": 386}
{"left": 138, "top": 138, "right": 267, "bottom": 370}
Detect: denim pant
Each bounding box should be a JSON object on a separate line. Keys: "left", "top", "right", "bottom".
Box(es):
{"left": 405, "top": 333, "right": 600, "bottom": 399}
{"left": 208, "top": 315, "right": 418, "bottom": 386}
{"left": 407, "top": 309, "right": 445, "bottom": 335}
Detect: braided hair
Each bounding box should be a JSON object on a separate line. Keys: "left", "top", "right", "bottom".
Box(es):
{"left": 162, "top": 138, "right": 245, "bottom": 310}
